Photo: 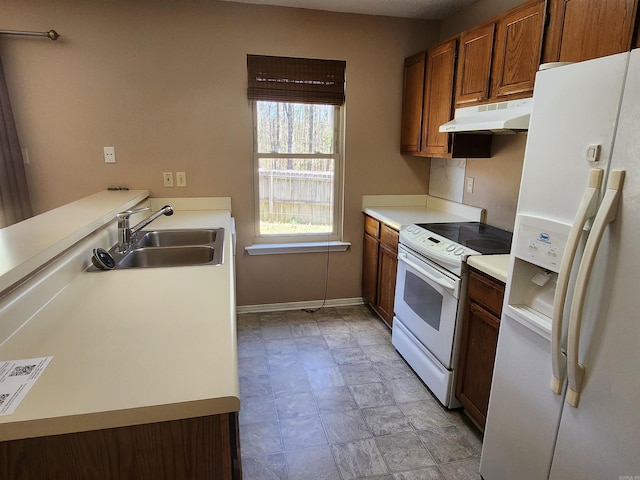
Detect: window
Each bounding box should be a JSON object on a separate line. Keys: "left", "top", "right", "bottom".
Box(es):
{"left": 247, "top": 55, "right": 346, "bottom": 245}
{"left": 253, "top": 101, "right": 342, "bottom": 240}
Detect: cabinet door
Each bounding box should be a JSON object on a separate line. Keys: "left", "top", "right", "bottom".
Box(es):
{"left": 422, "top": 39, "right": 457, "bottom": 157}
{"left": 400, "top": 52, "right": 426, "bottom": 154}
{"left": 376, "top": 244, "right": 397, "bottom": 327}
{"left": 362, "top": 215, "right": 380, "bottom": 305}
{"left": 455, "top": 302, "right": 500, "bottom": 430}
{"left": 362, "top": 232, "right": 379, "bottom": 305}
{"left": 377, "top": 224, "right": 398, "bottom": 327}
{"left": 491, "top": 0, "right": 545, "bottom": 99}
{"left": 558, "top": 0, "right": 638, "bottom": 62}
{"left": 456, "top": 23, "right": 495, "bottom": 106}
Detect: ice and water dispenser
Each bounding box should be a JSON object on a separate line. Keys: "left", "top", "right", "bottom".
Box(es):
{"left": 505, "top": 215, "right": 574, "bottom": 338}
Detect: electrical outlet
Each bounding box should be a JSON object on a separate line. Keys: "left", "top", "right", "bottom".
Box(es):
{"left": 466, "top": 177, "right": 474, "bottom": 193}
{"left": 176, "top": 171, "right": 187, "bottom": 187}
{"left": 163, "top": 172, "right": 174, "bottom": 187}
{"left": 104, "top": 146, "right": 116, "bottom": 163}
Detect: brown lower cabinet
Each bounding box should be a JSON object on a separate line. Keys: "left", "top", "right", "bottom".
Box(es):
{"left": 455, "top": 267, "right": 505, "bottom": 431}
{"left": 362, "top": 214, "right": 398, "bottom": 328}
{"left": 0, "top": 412, "right": 242, "bottom": 480}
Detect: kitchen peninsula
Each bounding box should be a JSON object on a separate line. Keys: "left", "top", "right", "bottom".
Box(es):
{"left": 0, "top": 191, "right": 240, "bottom": 480}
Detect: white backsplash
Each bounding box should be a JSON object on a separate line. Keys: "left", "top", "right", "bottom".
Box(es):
{"left": 429, "top": 158, "right": 466, "bottom": 203}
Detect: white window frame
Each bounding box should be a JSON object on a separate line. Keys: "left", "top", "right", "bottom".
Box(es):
{"left": 250, "top": 101, "right": 346, "bottom": 247}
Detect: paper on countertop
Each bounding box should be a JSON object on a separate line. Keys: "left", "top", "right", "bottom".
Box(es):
{"left": 0, "top": 357, "right": 53, "bottom": 416}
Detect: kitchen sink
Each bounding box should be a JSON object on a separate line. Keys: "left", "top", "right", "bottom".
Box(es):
{"left": 136, "top": 228, "right": 222, "bottom": 247}
{"left": 116, "top": 246, "right": 219, "bottom": 268}
{"left": 92, "top": 228, "right": 225, "bottom": 270}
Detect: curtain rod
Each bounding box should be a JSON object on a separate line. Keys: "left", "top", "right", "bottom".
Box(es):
{"left": 0, "top": 29, "right": 60, "bottom": 41}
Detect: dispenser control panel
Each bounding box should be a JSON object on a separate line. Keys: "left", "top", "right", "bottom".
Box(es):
{"left": 513, "top": 215, "right": 570, "bottom": 272}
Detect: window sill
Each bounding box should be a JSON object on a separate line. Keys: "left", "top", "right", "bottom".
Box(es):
{"left": 245, "top": 241, "right": 351, "bottom": 256}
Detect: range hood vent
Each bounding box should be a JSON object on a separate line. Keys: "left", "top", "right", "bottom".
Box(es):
{"left": 439, "top": 97, "right": 532, "bottom": 134}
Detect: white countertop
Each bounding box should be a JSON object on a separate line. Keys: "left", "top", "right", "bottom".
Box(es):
{"left": 0, "top": 205, "right": 238, "bottom": 441}
{"left": 362, "top": 194, "right": 485, "bottom": 230}
{"left": 362, "top": 195, "right": 509, "bottom": 283}
{"left": 363, "top": 206, "right": 480, "bottom": 230}
{"left": 0, "top": 190, "right": 149, "bottom": 295}
{"left": 467, "top": 254, "right": 510, "bottom": 283}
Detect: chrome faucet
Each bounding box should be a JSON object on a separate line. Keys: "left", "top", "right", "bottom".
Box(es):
{"left": 116, "top": 204, "right": 174, "bottom": 252}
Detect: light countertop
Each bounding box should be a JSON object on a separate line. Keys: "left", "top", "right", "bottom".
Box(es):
{"left": 362, "top": 195, "right": 509, "bottom": 283}
{"left": 0, "top": 205, "right": 238, "bottom": 441}
{"left": 0, "top": 190, "right": 149, "bottom": 295}
{"left": 362, "top": 195, "right": 485, "bottom": 229}
{"left": 467, "top": 254, "right": 510, "bottom": 283}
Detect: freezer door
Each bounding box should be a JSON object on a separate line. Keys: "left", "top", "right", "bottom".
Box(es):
{"left": 549, "top": 49, "right": 640, "bottom": 480}
{"left": 515, "top": 52, "right": 628, "bottom": 224}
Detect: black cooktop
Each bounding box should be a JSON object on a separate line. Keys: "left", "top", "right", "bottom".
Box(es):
{"left": 416, "top": 221, "right": 513, "bottom": 255}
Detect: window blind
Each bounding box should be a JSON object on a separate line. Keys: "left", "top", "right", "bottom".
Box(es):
{"left": 247, "top": 54, "right": 346, "bottom": 106}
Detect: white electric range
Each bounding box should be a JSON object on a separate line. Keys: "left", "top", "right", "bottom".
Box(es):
{"left": 392, "top": 221, "right": 512, "bottom": 407}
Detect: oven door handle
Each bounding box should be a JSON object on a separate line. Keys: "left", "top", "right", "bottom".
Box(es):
{"left": 398, "top": 251, "right": 457, "bottom": 295}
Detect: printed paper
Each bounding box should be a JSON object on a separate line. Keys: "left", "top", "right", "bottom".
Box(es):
{"left": 0, "top": 357, "right": 53, "bottom": 416}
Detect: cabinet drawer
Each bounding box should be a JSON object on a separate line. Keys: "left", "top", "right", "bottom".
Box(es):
{"left": 364, "top": 215, "right": 380, "bottom": 239}
{"left": 380, "top": 224, "right": 399, "bottom": 252}
{"left": 467, "top": 269, "right": 505, "bottom": 316}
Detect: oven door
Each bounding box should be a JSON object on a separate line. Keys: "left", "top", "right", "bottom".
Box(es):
{"left": 394, "top": 244, "right": 461, "bottom": 369}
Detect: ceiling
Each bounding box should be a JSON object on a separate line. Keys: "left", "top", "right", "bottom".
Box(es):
{"left": 221, "top": 0, "right": 480, "bottom": 20}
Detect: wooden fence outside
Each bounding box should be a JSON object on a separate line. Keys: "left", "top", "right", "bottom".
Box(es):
{"left": 259, "top": 169, "right": 333, "bottom": 225}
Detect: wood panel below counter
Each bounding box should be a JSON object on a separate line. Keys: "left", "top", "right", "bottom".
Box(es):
{"left": 0, "top": 413, "right": 241, "bottom": 480}
{"left": 0, "top": 194, "right": 240, "bottom": 479}
{"left": 455, "top": 258, "right": 508, "bottom": 431}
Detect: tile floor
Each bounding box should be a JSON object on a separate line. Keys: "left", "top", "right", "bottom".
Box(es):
{"left": 237, "top": 305, "right": 483, "bottom": 480}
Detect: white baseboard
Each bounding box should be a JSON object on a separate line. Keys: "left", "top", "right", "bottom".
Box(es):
{"left": 236, "top": 297, "right": 365, "bottom": 314}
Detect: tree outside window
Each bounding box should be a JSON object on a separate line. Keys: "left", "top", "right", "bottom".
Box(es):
{"left": 254, "top": 101, "right": 340, "bottom": 237}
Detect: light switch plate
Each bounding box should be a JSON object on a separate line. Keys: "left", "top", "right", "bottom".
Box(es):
{"left": 163, "top": 172, "right": 174, "bottom": 187}
{"left": 466, "top": 177, "right": 474, "bottom": 193}
{"left": 176, "top": 171, "right": 187, "bottom": 187}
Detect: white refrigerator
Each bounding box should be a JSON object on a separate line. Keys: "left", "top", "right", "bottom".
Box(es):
{"left": 480, "top": 49, "right": 640, "bottom": 479}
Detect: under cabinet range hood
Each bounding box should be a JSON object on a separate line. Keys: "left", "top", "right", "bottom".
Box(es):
{"left": 439, "top": 97, "right": 533, "bottom": 134}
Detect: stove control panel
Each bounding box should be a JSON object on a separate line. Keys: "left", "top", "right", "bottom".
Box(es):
{"left": 400, "top": 225, "right": 481, "bottom": 265}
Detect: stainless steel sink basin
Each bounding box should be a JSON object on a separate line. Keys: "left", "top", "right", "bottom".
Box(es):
{"left": 93, "top": 227, "right": 225, "bottom": 270}
{"left": 136, "top": 228, "right": 222, "bottom": 247}
{"left": 116, "top": 246, "right": 219, "bottom": 268}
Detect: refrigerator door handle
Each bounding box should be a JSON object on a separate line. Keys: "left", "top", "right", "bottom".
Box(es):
{"left": 565, "top": 169, "right": 625, "bottom": 408}
{"left": 550, "top": 169, "right": 603, "bottom": 394}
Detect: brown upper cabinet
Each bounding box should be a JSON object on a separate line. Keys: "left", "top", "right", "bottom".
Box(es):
{"left": 401, "top": 0, "right": 640, "bottom": 157}
{"left": 456, "top": 24, "right": 495, "bottom": 106}
{"left": 491, "top": 0, "right": 546, "bottom": 98}
{"left": 455, "top": 0, "right": 545, "bottom": 107}
{"left": 401, "top": 38, "right": 492, "bottom": 158}
{"left": 400, "top": 52, "right": 426, "bottom": 154}
{"left": 421, "top": 39, "right": 457, "bottom": 157}
{"left": 543, "top": 0, "right": 640, "bottom": 63}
